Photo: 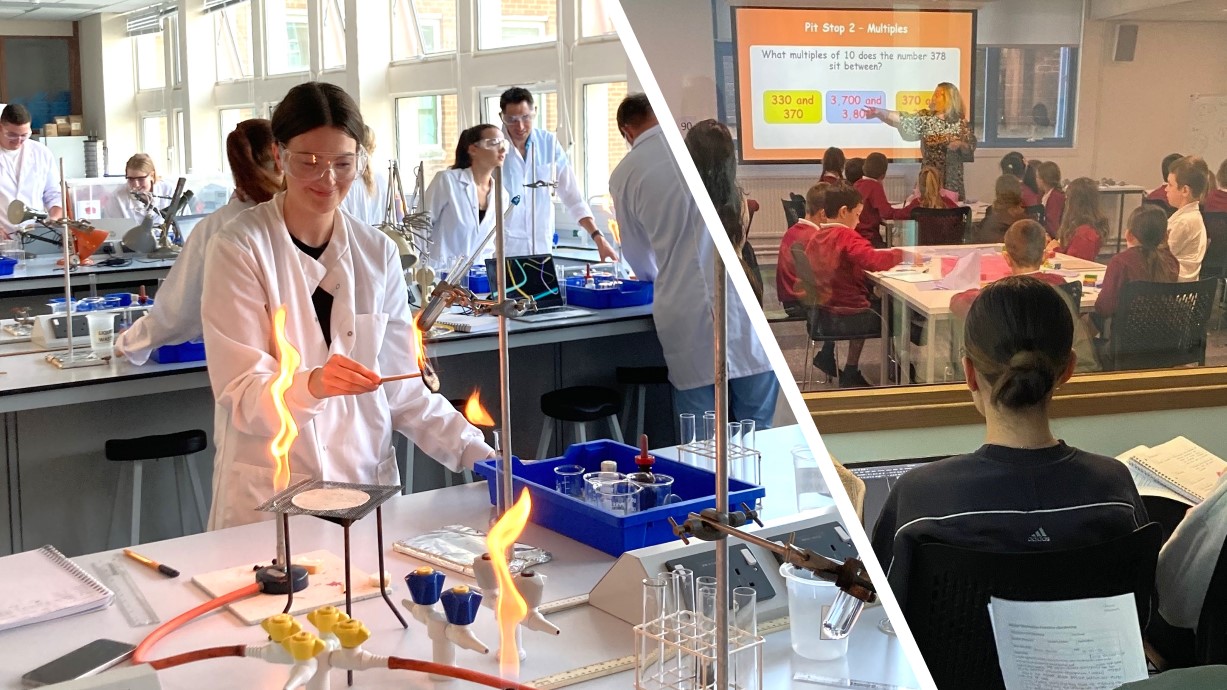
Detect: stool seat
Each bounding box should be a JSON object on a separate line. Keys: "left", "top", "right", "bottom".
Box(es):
{"left": 615, "top": 366, "right": 670, "bottom": 386}
{"left": 540, "top": 386, "right": 621, "bottom": 422}
{"left": 106, "top": 429, "right": 208, "bottom": 462}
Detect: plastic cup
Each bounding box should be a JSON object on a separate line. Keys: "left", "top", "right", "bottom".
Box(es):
{"left": 780, "top": 563, "right": 849, "bottom": 660}
{"left": 792, "top": 445, "right": 830, "bottom": 512}
{"left": 86, "top": 312, "right": 115, "bottom": 357}
{"left": 553, "top": 464, "right": 585, "bottom": 498}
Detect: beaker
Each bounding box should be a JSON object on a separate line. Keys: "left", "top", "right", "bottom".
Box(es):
{"left": 779, "top": 563, "right": 850, "bottom": 661}
{"left": 86, "top": 312, "right": 115, "bottom": 358}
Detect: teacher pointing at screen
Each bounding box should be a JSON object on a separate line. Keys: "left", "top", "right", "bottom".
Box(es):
{"left": 865, "top": 82, "right": 976, "bottom": 200}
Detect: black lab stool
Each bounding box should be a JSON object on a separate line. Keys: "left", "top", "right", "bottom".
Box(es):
{"left": 106, "top": 429, "right": 209, "bottom": 547}
{"left": 536, "top": 386, "right": 624, "bottom": 459}
{"left": 616, "top": 366, "right": 670, "bottom": 440}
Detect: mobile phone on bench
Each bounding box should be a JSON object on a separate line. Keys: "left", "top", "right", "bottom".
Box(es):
{"left": 22, "top": 639, "right": 136, "bottom": 687}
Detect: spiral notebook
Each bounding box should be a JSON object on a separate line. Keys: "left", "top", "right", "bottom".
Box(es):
{"left": 437, "top": 313, "right": 499, "bottom": 334}
{"left": 0, "top": 545, "right": 113, "bottom": 632}
{"left": 1128, "top": 437, "right": 1227, "bottom": 505}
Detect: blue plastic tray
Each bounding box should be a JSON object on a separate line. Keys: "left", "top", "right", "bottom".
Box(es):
{"left": 0, "top": 257, "right": 16, "bottom": 276}
{"left": 472, "top": 440, "right": 764, "bottom": 557}
{"left": 563, "top": 278, "right": 653, "bottom": 309}
{"left": 152, "top": 340, "right": 205, "bottom": 363}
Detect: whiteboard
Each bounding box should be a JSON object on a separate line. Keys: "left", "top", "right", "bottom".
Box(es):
{"left": 1187, "top": 95, "right": 1227, "bottom": 168}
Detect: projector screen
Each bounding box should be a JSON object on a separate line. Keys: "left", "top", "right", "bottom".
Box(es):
{"left": 733, "top": 8, "right": 976, "bottom": 163}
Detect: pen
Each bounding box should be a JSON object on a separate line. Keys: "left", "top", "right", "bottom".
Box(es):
{"left": 123, "top": 549, "right": 180, "bottom": 578}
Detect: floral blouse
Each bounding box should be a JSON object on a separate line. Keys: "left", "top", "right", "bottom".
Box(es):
{"left": 899, "top": 110, "right": 977, "bottom": 199}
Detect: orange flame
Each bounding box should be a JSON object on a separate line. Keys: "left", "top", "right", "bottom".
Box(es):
{"left": 411, "top": 313, "right": 428, "bottom": 373}
{"left": 608, "top": 219, "right": 621, "bottom": 245}
{"left": 464, "top": 390, "right": 495, "bottom": 428}
{"left": 270, "top": 305, "right": 301, "bottom": 494}
{"left": 488, "top": 489, "right": 532, "bottom": 679}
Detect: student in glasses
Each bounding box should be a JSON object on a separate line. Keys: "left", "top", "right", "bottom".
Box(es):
{"left": 200, "top": 82, "right": 494, "bottom": 529}
{"left": 424, "top": 124, "right": 512, "bottom": 265}
{"left": 498, "top": 87, "right": 618, "bottom": 261}
{"left": 0, "top": 104, "right": 62, "bottom": 238}
{"left": 108, "top": 153, "right": 174, "bottom": 220}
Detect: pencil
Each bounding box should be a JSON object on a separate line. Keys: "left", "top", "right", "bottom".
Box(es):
{"left": 124, "top": 548, "right": 180, "bottom": 578}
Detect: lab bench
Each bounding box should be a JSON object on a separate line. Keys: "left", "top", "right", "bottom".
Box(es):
{"left": 0, "top": 426, "right": 920, "bottom": 690}
{"left": 0, "top": 305, "right": 664, "bottom": 558}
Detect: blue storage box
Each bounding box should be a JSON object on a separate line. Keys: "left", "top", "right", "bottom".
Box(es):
{"left": 472, "top": 440, "right": 764, "bottom": 556}
{"left": 0, "top": 257, "right": 16, "bottom": 276}
{"left": 563, "top": 278, "right": 653, "bottom": 309}
{"left": 152, "top": 340, "right": 206, "bottom": 363}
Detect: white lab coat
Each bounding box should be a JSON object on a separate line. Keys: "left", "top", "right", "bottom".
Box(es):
{"left": 609, "top": 125, "right": 773, "bottom": 391}
{"left": 0, "top": 139, "right": 62, "bottom": 236}
{"left": 200, "top": 193, "right": 494, "bottom": 529}
{"left": 116, "top": 195, "right": 254, "bottom": 365}
{"left": 340, "top": 168, "right": 394, "bottom": 226}
{"left": 500, "top": 127, "right": 593, "bottom": 256}
{"left": 108, "top": 179, "right": 174, "bottom": 220}
{"left": 425, "top": 167, "right": 511, "bottom": 266}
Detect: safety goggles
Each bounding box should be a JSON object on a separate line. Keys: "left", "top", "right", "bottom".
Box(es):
{"left": 500, "top": 110, "right": 535, "bottom": 126}
{"left": 477, "top": 137, "right": 508, "bottom": 152}
{"left": 279, "top": 146, "right": 369, "bottom": 182}
{"left": 1, "top": 129, "right": 30, "bottom": 143}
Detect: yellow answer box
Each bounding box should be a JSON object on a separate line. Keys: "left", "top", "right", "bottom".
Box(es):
{"left": 895, "top": 91, "right": 930, "bottom": 114}
{"left": 763, "top": 91, "right": 822, "bottom": 124}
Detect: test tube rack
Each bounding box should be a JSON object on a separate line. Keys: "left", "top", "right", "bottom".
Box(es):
{"left": 633, "top": 610, "right": 763, "bottom": 690}
{"left": 675, "top": 440, "right": 762, "bottom": 487}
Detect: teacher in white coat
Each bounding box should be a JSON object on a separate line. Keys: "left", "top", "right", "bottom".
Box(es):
{"left": 0, "top": 104, "right": 63, "bottom": 238}
{"left": 117, "top": 119, "right": 282, "bottom": 365}
{"left": 425, "top": 123, "right": 510, "bottom": 266}
{"left": 609, "top": 94, "right": 778, "bottom": 427}
{"left": 201, "top": 83, "right": 494, "bottom": 529}
{"left": 498, "top": 87, "right": 618, "bottom": 261}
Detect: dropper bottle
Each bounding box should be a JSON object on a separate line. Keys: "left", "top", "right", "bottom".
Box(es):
{"left": 627, "top": 434, "right": 656, "bottom": 484}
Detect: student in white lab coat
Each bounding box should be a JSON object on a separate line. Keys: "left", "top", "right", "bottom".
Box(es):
{"left": 0, "top": 104, "right": 63, "bottom": 238}
{"left": 609, "top": 94, "right": 778, "bottom": 427}
{"left": 340, "top": 126, "right": 396, "bottom": 226}
{"left": 117, "top": 119, "right": 283, "bottom": 365}
{"left": 425, "top": 124, "right": 511, "bottom": 267}
{"left": 498, "top": 87, "right": 618, "bottom": 261}
{"left": 200, "top": 83, "right": 494, "bottom": 529}
{"left": 109, "top": 153, "right": 174, "bottom": 220}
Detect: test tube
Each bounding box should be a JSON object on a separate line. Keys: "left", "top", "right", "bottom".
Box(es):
{"left": 638, "top": 576, "right": 670, "bottom": 687}
{"left": 702, "top": 411, "right": 716, "bottom": 446}
{"left": 739, "top": 419, "right": 756, "bottom": 451}
{"left": 678, "top": 413, "right": 696, "bottom": 446}
{"left": 732, "top": 587, "right": 760, "bottom": 690}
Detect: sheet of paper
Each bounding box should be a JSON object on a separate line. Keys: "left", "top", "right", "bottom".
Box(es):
{"left": 1115, "top": 446, "right": 1193, "bottom": 506}
{"left": 880, "top": 271, "right": 938, "bottom": 284}
{"left": 988, "top": 594, "right": 1148, "bottom": 690}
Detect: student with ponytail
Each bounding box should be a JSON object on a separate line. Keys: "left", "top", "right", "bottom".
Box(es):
{"left": 871, "top": 276, "right": 1147, "bottom": 605}
{"left": 1090, "top": 205, "right": 1178, "bottom": 337}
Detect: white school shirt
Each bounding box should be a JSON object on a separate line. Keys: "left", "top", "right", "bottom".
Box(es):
{"left": 500, "top": 127, "right": 593, "bottom": 256}
{"left": 0, "top": 139, "right": 62, "bottom": 236}
{"left": 1167, "top": 201, "right": 1207, "bottom": 282}
{"left": 609, "top": 125, "right": 773, "bottom": 391}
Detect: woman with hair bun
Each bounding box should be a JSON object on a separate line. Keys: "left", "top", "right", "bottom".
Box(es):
{"left": 870, "top": 276, "right": 1148, "bottom": 606}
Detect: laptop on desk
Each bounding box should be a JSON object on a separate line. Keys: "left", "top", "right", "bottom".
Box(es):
{"left": 484, "top": 254, "right": 594, "bottom": 322}
{"left": 848, "top": 456, "right": 946, "bottom": 531}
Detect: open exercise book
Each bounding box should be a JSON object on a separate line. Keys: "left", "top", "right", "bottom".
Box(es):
{"left": 0, "top": 545, "right": 112, "bottom": 632}
{"left": 1117, "top": 436, "right": 1227, "bottom": 506}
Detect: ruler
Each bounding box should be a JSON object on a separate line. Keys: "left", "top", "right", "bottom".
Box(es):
{"left": 539, "top": 593, "right": 589, "bottom": 615}
{"left": 525, "top": 616, "right": 791, "bottom": 688}
{"left": 93, "top": 559, "right": 160, "bottom": 627}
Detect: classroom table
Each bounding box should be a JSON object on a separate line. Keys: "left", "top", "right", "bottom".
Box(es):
{"left": 0, "top": 255, "right": 177, "bottom": 295}
{"left": 1099, "top": 184, "right": 1149, "bottom": 254}
{"left": 868, "top": 245, "right": 1106, "bottom": 385}
{"left": 0, "top": 425, "right": 920, "bottom": 690}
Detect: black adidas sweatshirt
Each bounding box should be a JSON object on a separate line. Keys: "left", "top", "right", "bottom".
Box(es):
{"left": 870, "top": 442, "right": 1149, "bottom": 608}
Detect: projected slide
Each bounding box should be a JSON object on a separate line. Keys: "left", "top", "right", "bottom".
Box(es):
{"left": 733, "top": 8, "right": 975, "bottom": 162}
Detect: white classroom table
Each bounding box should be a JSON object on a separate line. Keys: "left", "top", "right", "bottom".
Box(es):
{"left": 0, "top": 426, "right": 920, "bottom": 690}
{"left": 868, "top": 245, "right": 1106, "bottom": 384}
{"left": 0, "top": 255, "right": 177, "bottom": 294}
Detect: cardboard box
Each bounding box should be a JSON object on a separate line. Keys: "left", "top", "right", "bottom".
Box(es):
{"left": 53, "top": 115, "right": 69, "bottom": 127}
{"left": 42, "top": 124, "right": 59, "bottom": 137}
{"left": 68, "top": 115, "right": 83, "bottom": 135}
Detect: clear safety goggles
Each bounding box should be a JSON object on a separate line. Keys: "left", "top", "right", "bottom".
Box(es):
{"left": 477, "top": 137, "right": 508, "bottom": 152}
{"left": 1, "top": 128, "right": 30, "bottom": 144}
{"left": 501, "top": 110, "right": 535, "bottom": 126}
{"left": 279, "top": 146, "right": 369, "bottom": 182}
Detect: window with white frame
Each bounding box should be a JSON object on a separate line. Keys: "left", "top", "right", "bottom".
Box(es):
{"left": 482, "top": 89, "right": 557, "bottom": 133}
{"left": 134, "top": 30, "right": 166, "bottom": 91}
{"left": 582, "top": 81, "right": 627, "bottom": 198}
{"left": 266, "top": 0, "right": 309, "bottom": 75}
{"left": 140, "top": 114, "right": 170, "bottom": 175}
{"left": 581, "top": 0, "right": 616, "bottom": 38}
{"left": 166, "top": 14, "right": 182, "bottom": 87}
{"left": 173, "top": 110, "right": 185, "bottom": 175}
{"left": 391, "top": 0, "right": 456, "bottom": 60}
{"left": 322, "top": 0, "right": 346, "bottom": 70}
{"left": 219, "top": 107, "right": 257, "bottom": 169}
{"left": 215, "top": 2, "right": 254, "bottom": 82}
{"left": 477, "top": 0, "right": 556, "bottom": 50}
{"left": 395, "top": 94, "right": 459, "bottom": 185}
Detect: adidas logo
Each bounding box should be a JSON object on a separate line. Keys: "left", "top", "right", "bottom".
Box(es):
{"left": 1028, "top": 527, "right": 1051, "bottom": 543}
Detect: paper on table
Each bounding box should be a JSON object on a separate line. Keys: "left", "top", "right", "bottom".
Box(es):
{"left": 988, "top": 594, "right": 1148, "bottom": 690}
{"left": 880, "top": 271, "right": 938, "bottom": 284}
{"left": 937, "top": 252, "right": 980, "bottom": 291}
{"left": 1116, "top": 446, "right": 1193, "bottom": 506}
{"left": 1132, "top": 436, "right": 1227, "bottom": 504}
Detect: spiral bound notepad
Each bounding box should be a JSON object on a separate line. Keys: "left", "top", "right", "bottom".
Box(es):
{"left": 437, "top": 314, "right": 499, "bottom": 334}
{"left": 0, "top": 545, "right": 113, "bottom": 632}
{"left": 1130, "top": 437, "right": 1227, "bottom": 505}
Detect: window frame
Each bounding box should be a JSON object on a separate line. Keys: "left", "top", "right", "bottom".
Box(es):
{"left": 214, "top": 2, "right": 254, "bottom": 83}
{"left": 138, "top": 111, "right": 170, "bottom": 174}
{"left": 264, "top": 0, "right": 310, "bottom": 76}
{"left": 394, "top": 91, "right": 456, "bottom": 164}
{"left": 975, "top": 44, "right": 1079, "bottom": 149}
{"left": 320, "top": 0, "right": 347, "bottom": 71}
{"left": 476, "top": 5, "right": 555, "bottom": 52}
{"left": 133, "top": 29, "right": 167, "bottom": 92}
{"left": 389, "top": 0, "right": 456, "bottom": 63}
{"left": 217, "top": 106, "right": 258, "bottom": 168}
{"left": 578, "top": 77, "right": 628, "bottom": 199}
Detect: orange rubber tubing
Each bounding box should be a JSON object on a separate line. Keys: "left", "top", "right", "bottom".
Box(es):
{"left": 147, "top": 645, "right": 247, "bottom": 670}
{"left": 132, "top": 582, "right": 261, "bottom": 665}
{"left": 388, "top": 657, "right": 537, "bottom": 690}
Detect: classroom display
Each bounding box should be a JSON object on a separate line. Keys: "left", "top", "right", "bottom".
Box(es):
{"left": 733, "top": 8, "right": 975, "bottom": 162}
